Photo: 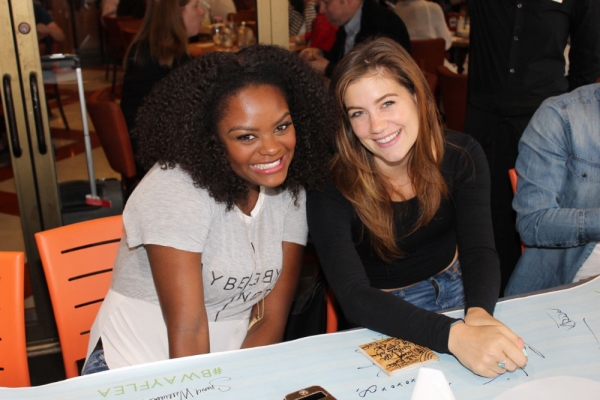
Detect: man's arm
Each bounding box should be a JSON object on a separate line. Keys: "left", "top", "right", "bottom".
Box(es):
{"left": 513, "top": 97, "right": 600, "bottom": 247}
{"left": 36, "top": 21, "right": 65, "bottom": 42}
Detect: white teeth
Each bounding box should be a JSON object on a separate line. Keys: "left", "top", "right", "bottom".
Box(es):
{"left": 253, "top": 159, "right": 281, "bottom": 170}
{"left": 376, "top": 131, "right": 399, "bottom": 144}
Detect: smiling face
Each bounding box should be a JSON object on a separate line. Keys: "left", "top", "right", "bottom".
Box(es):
{"left": 218, "top": 84, "right": 296, "bottom": 192}
{"left": 181, "top": 0, "right": 204, "bottom": 38}
{"left": 343, "top": 73, "right": 419, "bottom": 176}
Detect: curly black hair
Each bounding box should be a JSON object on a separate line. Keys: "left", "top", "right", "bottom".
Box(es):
{"left": 134, "top": 45, "right": 338, "bottom": 209}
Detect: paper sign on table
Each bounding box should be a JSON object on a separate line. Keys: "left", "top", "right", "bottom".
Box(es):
{"left": 359, "top": 337, "right": 439, "bottom": 376}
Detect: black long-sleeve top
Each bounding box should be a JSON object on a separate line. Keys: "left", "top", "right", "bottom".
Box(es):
{"left": 467, "top": 0, "right": 600, "bottom": 116}
{"left": 306, "top": 131, "right": 500, "bottom": 353}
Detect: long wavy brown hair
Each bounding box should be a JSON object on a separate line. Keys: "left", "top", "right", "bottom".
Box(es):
{"left": 127, "top": 0, "right": 190, "bottom": 67}
{"left": 330, "top": 37, "right": 447, "bottom": 263}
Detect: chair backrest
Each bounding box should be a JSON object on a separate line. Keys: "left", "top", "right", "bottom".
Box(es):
{"left": 117, "top": 18, "right": 143, "bottom": 53}
{"left": 325, "top": 287, "right": 338, "bottom": 333}
{"left": 437, "top": 65, "right": 468, "bottom": 132}
{"left": 410, "top": 38, "right": 446, "bottom": 76}
{"left": 0, "top": 252, "right": 30, "bottom": 387}
{"left": 507, "top": 168, "right": 525, "bottom": 253}
{"left": 87, "top": 88, "right": 136, "bottom": 182}
{"left": 35, "top": 216, "right": 123, "bottom": 378}
{"left": 102, "top": 15, "right": 133, "bottom": 59}
{"left": 422, "top": 70, "right": 438, "bottom": 95}
{"left": 509, "top": 168, "right": 518, "bottom": 195}
{"left": 227, "top": 10, "right": 256, "bottom": 23}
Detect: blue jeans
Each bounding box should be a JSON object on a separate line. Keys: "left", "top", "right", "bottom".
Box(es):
{"left": 390, "top": 260, "right": 465, "bottom": 312}
{"left": 81, "top": 339, "right": 109, "bottom": 375}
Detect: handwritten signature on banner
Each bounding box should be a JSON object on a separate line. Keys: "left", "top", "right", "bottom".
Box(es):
{"left": 484, "top": 306, "right": 600, "bottom": 386}
{"left": 356, "top": 378, "right": 418, "bottom": 398}
{"left": 547, "top": 308, "right": 576, "bottom": 330}
{"left": 96, "top": 368, "right": 231, "bottom": 398}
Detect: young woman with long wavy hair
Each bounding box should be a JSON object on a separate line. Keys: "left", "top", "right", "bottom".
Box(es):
{"left": 307, "top": 37, "right": 527, "bottom": 378}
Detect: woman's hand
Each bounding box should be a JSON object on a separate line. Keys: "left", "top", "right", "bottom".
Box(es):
{"left": 299, "top": 48, "right": 329, "bottom": 75}
{"left": 448, "top": 308, "right": 527, "bottom": 378}
{"left": 241, "top": 242, "right": 304, "bottom": 348}
{"left": 147, "top": 244, "right": 210, "bottom": 358}
{"left": 465, "top": 307, "right": 509, "bottom": 327}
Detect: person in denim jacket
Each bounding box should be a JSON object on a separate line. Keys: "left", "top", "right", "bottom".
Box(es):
{"left": 505, "top": 83, "right": 600, "bottom": 296}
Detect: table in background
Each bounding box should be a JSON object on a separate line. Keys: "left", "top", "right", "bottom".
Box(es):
{"left": 1, "top": 278, "right": 599, "bottom": 399}
{"left": 188, "top": 40, "right": 306, "bottom": 58}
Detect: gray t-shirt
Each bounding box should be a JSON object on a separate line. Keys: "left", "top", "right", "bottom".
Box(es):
{"left": 90, "top": 164, "right": 308, "bottom": 367}
{"left": 114, "top": 163, "right": 308, "bottom": 321}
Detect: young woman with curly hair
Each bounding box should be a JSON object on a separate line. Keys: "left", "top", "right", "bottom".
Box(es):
{"left": 82, "top": 45, "right": 337, "bottom": 374}
{"left": 306, "top": 38, "right": 528, "bottom": 378}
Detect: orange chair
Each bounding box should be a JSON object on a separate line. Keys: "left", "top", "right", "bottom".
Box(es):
{"left": 87, "top": 88, "right": 138, "bottom": 200}
{"left": 0, "top": 252, "right": 30, "bottom": 387}
{"left": 117, "top": 18, "right": 143, "bottom": 53}
{"left": 35, "top": 215, "right": 123, "bottom": 378}
{"left": 437, "top": 65, "right": 468, "bottom": 132}
{"left": 509, "top": 168, "right": 518, "bottom": 195}
{"left": 411, "top": 38, "right": 446, "bottom": 76}
{"left": 226, "top": 10, "right": 256, "bottom": 23}
{"left": 325, "top": 287, "right": 338, "bottom": 333}
{"left": 411, "top": 38, "right": 446, "bottom": 93}
{"left": 508, "top": 168, "right": 525, "bottom": 253}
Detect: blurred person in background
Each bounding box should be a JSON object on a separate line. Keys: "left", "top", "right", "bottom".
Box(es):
{"left": 300, "top": 0, "right": 410, "bottom": 77}
{"left": 289, "top": 0, "right": 318, "bottom": 41}
{"left": 464, "top": 0, "right": 600, "bottom": 294}
{"left": 506, "top": 83, "right": 600, "bottom": 296}
{"left": 395, "top": 0, "right": 452, "bottom": 50}
{"left": 120, "top": 0, "right": 204, "bottom": 178}
{"left": 33, "top": 0, "right": 65, "bottom": 55}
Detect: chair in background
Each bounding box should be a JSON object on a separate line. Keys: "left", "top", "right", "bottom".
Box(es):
{"left": 226, "top": 10, "right": 256, "bottom": 23}
{"left": 117, "top": 18, "right": 143, "bottom": 54}
{"left": 232, "top": 0, "right": 255, "bottom": 11}
{"left": 508, "top": 168, "right": 525, "bottom": 254}
{"left": 509, "top": 168, "right": 518, "bottom": 195}
{"left": 35, "top": 215, "right": 123, "bottom": 379}
{"left": 422, "top": 71, "right": 438, "bottom": 95}
{"left": 437, "top": 65, "right": 468, "bottom": 132}
{"left": 325, "top": 287, "right": 338, "bottom": 333}
{"left": 87, "top": 88, "right": 138, "bottom": 200}
{"left": 410, "top": 38, "right": 446, "bottom": 94}
{"left": 102, "top": 15, "right": 134, "bottom": 92}
{"left": 0, "top": 252, "right": 30, "bottom": 387}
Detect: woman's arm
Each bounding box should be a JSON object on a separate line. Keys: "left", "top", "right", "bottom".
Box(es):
{"left": 451, "top": 134, "right": 501, "bottom": 314}
{"left": 241, "top": 241, "right": 304, "bottom": 348}
{"left": 449, "top": 134, "right": 527, "bottom": 376}
{"left": 147, "top": 244, "right": 210, "bottom": 358}
{"left": 307, "top": 184, "right": 458, "bottom": 353}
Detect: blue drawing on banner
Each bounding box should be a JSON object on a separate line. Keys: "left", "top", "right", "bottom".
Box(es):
{"left": 547, "top": 308, "right": 576, "bottom": 330}
{"left": 583, "top": 318, "right": 600, "bottom": 349}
